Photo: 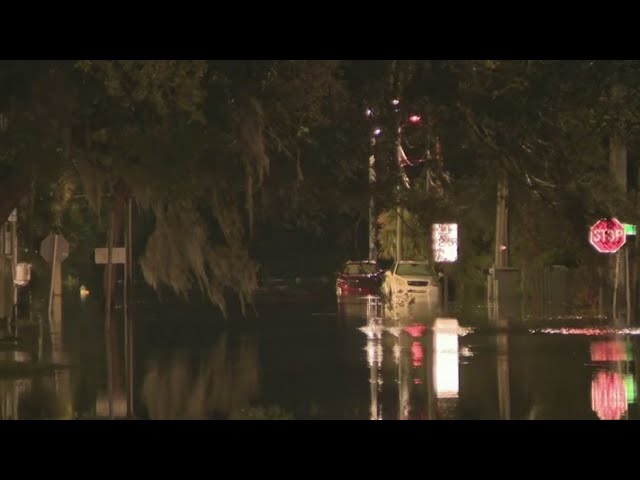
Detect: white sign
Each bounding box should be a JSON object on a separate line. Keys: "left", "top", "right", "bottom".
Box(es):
{"left": 432, "top": 223, "right": 458, "bottom": 262}
{"left": 433, "top": 318, "right": 459, "bottom": 399}
{"left": 95, "top": 247, "right": 126, "bottom": 264}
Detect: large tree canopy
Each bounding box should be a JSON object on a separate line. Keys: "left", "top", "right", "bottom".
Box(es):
{"left": 2, "top": 60, "right": 640, "bottom": 311}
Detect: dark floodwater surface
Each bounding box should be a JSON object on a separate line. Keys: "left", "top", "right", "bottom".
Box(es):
{"left": 0, "top": 286, "right": 638, "bottom": 420}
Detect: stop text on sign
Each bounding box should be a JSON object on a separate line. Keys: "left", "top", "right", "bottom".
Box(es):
{"left": 591, "top": 228, "right": 624, "bottom": 242}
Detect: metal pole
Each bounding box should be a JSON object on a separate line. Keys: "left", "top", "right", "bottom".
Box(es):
{"left": 626, "top": 246, "right": 631, "bottom": 325}
{"left": 613, "top": 251, "right": 620, "bottom": 324}
{"left": 443, "top": 274, "right": 449, "bottom": 313}
{"left": 123, "top": 201, "right": 129, "bottom": 418}
{"left": 47, "top": 234, "right": 58, "bottom": 351}
{"left": 127, "top": 198, "right": 134, "bottom": 418}
{"left": 368, "top": 152, "right": 376, "bottom": 261}
{"left": 396, "top": 206, "right": 402, "bottom": 262}
{"left": 10, "top": 214, "right": 17, "bottom": 338}
{"left": 105, "top": 211, "right": 114, "bottom": 419}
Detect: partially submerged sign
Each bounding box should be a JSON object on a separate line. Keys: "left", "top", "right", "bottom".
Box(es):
{"left": 95, "top": 247, "right": 126, "bottom": 264}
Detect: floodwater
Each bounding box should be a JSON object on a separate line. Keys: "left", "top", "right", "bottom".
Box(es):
{"left": 0, "top": 283, "right": 638, "bottom": 420}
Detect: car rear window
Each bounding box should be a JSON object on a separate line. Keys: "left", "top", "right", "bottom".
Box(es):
{"left": 343, "top": 263, "right": 378, "bottom": 275}
{"left": 396, "top": 263, "right": 434, "bottom": 276}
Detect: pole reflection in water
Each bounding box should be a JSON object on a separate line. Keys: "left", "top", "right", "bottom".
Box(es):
{"left": 0, "top": 379, "right": 30, "bottom": 420}
{"left": 590, "top": 339, "right": 636, "bottom": 420}
{"left": 397, "top": 332, "right": 410, "bottom": 420}
{"left": 363, "top": 295, "right": 383, "bottom": 420}
{"left": 366, "top": 335, "right": 383, "bottom": 420}
{"left": 139, "top": 334, "right": 259, "bottom": 420}
{"left": 496, "top": 333, "right": 510, "bottom": 420}
{"left": 400, "top": 322, "right": 430, "bottom": 420}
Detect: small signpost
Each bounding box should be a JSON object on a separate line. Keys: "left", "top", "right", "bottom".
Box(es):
{"left": 432, "top": 223, "right": 458, "bottom": 313}
{"left": 40, "top": 233, "right": 69, "bottom": 360}
{"left": 589, "top": 218, "right": 627, "bottom": 254}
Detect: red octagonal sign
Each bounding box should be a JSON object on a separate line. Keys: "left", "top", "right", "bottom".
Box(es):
{"left": 589, "top": 218, "right": 626, "bottom": 253}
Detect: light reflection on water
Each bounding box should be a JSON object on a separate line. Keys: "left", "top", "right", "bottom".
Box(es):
{"left": 343, "top": 297, "right": 640, "bottom": 420}
{"left": 3, "top": 291, "right": 640, "bottom": 419}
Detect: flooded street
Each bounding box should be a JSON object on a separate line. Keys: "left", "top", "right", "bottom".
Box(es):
{"left": 0, "top": 283, "right": 637, "bottom": 420}
{"left": 4, "top": 59, "right": 640, "bottom": 424}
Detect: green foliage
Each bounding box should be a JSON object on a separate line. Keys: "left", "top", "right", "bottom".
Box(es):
{"left": 5, "top": 60, "right": 640, "bottom": 311}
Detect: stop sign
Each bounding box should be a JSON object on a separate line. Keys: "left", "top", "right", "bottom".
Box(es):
{"left": 589, "top": 218, "right": 626, "bottom": 253}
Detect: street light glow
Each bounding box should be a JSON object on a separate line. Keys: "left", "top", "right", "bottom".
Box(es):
{"left": 408, "top": 114, "right": 421, "bottom": 124}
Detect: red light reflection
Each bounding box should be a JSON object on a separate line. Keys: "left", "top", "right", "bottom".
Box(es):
{"left": 411, "top": 341, "right": 424, "bottom": 368}
{"left": 404, "top": 324, "right": 427, "bottom": 338}
{"left": 591, "top": 370, "right": 627, "bottom": 420}
{"left": 590, "top": 340, "right": 628, "bottom": 362}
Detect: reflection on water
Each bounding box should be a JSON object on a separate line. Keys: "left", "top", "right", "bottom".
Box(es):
{"left": 589, "top": 339, "right": 635, "bottom": 421}
{"left": 7, "top": 285, "right": 640, "bottom": 419}
{"left": 591, "top": 370, "right": 627, "bottom": 420}
{"left": 8, "top": 373, "right": 73, "bottom": 420}
{"left": 341, "top": 297, "right": 640, "bottom": 420}
{"left": 140, "top": 334, "right": 259, "bottom": 420}
{"left": 433, "top": 319, "right": 459, "bottom": 400}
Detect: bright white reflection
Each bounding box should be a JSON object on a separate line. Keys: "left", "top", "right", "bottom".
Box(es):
{"left": 359, "top": 324, "right": 384, "bottom": 340}
{"left": 433, "top": 318, "right": 459, "bottom": 399}
{"left": 365, "top": 341, "right": 383, "bottom": 367}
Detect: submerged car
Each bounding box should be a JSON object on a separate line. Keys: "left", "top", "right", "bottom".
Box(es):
{"left": 382, "top": 260, "right": 441, "bottom": 306}
{"left": 336, "top": 260, "right": 384, "bottom": 300}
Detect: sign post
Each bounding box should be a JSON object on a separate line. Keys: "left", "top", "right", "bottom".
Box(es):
{"left": 40, "top": 233, "right": 69, "bottom": 361}
{"left": 432, "top": 223, "right": 458, "bottom": 313}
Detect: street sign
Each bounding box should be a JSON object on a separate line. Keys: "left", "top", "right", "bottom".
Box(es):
{"left": 624, "top": 223, "right": 637, "bottom": 236}
{"left": 432, "top": 223, "right": 458, "bottom": 262}
{"left": 95, "top": 247, "right": 126, "bottom": 265}
{"left": 40, "top": 233, "right": 70, "bottom": 263}
{"left": 589, "top": 218, "right": 626, "bottom": 253}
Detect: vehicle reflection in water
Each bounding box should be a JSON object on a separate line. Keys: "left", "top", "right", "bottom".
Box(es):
{"left": 589, "top": 339, "right": 635, "bottom": 420}
{"left": 362, "top": 295, "right": 383, "bottom": 420}
{"left": 355, "top": 293, "right": 461, "bottom": 420}
{"left": 12, "top": 279, "right": 640, "bottom": 420}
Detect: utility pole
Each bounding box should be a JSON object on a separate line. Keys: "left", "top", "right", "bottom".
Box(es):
{"left": 9, "top": 209, "right": 17, "bottom": 337}
{"left": 369, "top": 140, "right": 377, "bottom": 261}
{"left": 105, "top": 210, "right": 114, "bottom": 419}
{"left": 125, "top": 197, "right": 134, "bottom": 418}
{"left": 610, "top": 131, "right": 628, "bottom": 325}
{"left": 396, "top": 126, "right": 404, "bottom": 263}
{"left": 494, "top": 170, "right": 509, "bottom": 269}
